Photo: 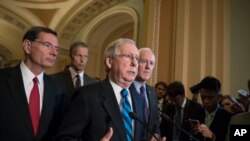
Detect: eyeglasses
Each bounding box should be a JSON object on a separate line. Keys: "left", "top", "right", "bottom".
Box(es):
{"left": 116, "top": 54, "right": 139, "bottom": 62}
{"left": 138, "top": 58, "right": 155, "bottom": 65}
{"left": 32, "top": 40, "right": 61, "bottom": 51}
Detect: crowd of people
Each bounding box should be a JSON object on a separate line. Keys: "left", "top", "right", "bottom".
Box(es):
{"left": 0, "top": 26, "right": 249, "bottom": 141}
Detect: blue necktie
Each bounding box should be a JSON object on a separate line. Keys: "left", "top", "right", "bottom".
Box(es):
{"left": 140, "top": 85, "right": 148, "bottom": 123}
{"left": 121, "top": 89, "right": 133, "bottom": 141}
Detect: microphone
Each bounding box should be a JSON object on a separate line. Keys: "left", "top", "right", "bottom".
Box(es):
{"left": 129, "top": 112, "right": 160, "bottom": 141}
{"left": 160, "top": 112, "right": 199, "bottom": 141}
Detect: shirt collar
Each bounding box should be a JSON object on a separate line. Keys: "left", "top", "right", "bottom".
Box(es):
{"left": 133, "top": 80, "right": 146, "bottom": 93}
{"left": 69, "top": 66, "right": 84, "bottom": 78}
{"left": 20, "top": 61, "right": 44, "bottom": 84}
{"left": 205, "top": 104, "right": 219, "bottom": 117}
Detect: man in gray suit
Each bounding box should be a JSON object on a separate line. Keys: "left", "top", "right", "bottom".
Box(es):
{"left": 52, "top": 41, "right": 97, "bottom": 98}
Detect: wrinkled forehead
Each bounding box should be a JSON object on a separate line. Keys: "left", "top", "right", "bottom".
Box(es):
{"left": 116, "top": 43, "right": 139, "bottom": 55}
{"left": 140, "top": 50, "right": 155, "bottom": 59}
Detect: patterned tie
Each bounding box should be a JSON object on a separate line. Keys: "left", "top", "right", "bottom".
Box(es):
{"left": 75, "top": 74, "right": 81, "bottom": 88}
{"left": 173, "top": 107, "right": 182, "bottom": 141}
{"left": 140, "top": 85, "right": 149, "bottom": 123}
{"left": 121, "top": 89, "right": 133, "bottom": 141}
{"left": 29, "top": 77, "right": 40, "bottom": 136}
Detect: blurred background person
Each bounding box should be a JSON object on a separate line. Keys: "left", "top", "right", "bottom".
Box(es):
{"left": 219, "top": 95, "right": 245, "bottom": 114}
{"left": 237, "top": 89, "right": 250, "bottom": 112}
{"left": 155, "top": 81, "right": 169, "bottom": 112}
{"left": 160, "top": 81, "right": 203, "bottom": 141}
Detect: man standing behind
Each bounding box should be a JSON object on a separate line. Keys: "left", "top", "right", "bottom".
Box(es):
{"left": 132, "top": 48, "right": 161, "bottom": 140}
{"left": 0, "top": 26, "right": 66, "bottom": 141}
{"left": 52, "top": 41, "right": 97, "bottom": 98}
{"left": 56, "top": 38, "right": 146, "bottom": 141}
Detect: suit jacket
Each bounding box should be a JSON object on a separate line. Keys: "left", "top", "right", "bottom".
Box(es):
{"left": 225, "top": 112, "right": 250, "bottom": 141}
{"left": 160, "top": 98, "right": 203, "bottom": 141}
{"left": 199, "top": 106, "right": 233, "bottom": 141}
{"left": 51, "top": 69, "right": 97, "bottom": 98}
{"left": 130, "top": 83, "right": 160, "bottom": 141}
{"left": 56, "top": 78, "right": 153, "bottom": 141}
{"left": 0, "top": 64, "right": 67, "bottom": 141}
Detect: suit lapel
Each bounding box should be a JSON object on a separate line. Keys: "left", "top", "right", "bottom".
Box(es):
{"left": 37, "top": 75, "right": 55, "bottom": 138}
{"left": 7, "top": 65, "right": 34, "bottom": 137}
{"left": 64, "top": 69, "right": 75, "bottom": 93}
{"left": 146, "top": 85, "right": 154, "bottom": 121}
{"left": 129, "top": 83, "right": 142, "bottom": 140}
{"left": 100, "top": 79, "right": 126, "bottom": 141}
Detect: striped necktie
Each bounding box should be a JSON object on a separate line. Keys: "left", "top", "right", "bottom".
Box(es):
{"left": 121, "top": 89, "right": 133, "bottom": 141}
{"left": 75, "top": 74, "right": 81, "bottom": 88}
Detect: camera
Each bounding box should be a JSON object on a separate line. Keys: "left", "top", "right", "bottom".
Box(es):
{"left": 190, "top": 83, "right": 201, "bottom": 94}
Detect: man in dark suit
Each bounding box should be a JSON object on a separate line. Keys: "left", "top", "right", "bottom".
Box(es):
{"left": 197, "top": 76, "right": 233, "bottom": 141}
{"left": 51, "top": 41, "right": 97, "bottom": 98}
{"left": 56, "top": 38, "right": 154, "bottom": 141}
{"left": 0, "top": 26, "right": 67, "bottom": 141}
{"left": 160, "top": 81, "right": 203, "bottom": 141}
{"left": 132, "top": 48, "right": 161, "bottom": 140}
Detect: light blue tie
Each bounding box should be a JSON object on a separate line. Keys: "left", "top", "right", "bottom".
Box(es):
{"left": 121, "top": 89, "right": 133, "bottom": 141}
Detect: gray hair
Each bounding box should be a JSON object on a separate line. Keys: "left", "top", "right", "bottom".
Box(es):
{"left": 104, "top": 38, "right": 136, "bottom": 72}
{"left": 138, "top": 47, "right": 154, "bottom": 54}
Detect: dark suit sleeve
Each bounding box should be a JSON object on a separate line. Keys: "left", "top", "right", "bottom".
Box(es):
{"left": 147, "top": 86, "right": 161, "bottom": 136}
{"left": 56, "top": 88, "right": 89, "bottom": 140}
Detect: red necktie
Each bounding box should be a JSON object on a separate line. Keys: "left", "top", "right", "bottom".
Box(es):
{"left": 29, "top": 77, "right": 40, "bottom": 136}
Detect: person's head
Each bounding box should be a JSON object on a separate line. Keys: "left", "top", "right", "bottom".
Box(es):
{"left": 136, "top": 48, "right": 156, "bottom": 83}
{"left": 219, "top": 95, "right": 236, "bottom": 113}
{"left": 220, "top": 94, "right": 245, "bottom": 113}
{"left": 155, "top": 81, "right": 167, "bottom": 99}
{"left": 167, "top": 81, "right": 185, "bottom": 107}
{"left": 69, "top": 41, "right": 89, "bottom": 73}
{"left": 199, "top": 76, "right": 221, "bottom": 113}
{"left": 104, "top": 38, "right": 139, "bottom": 88}
{"left": 22, "top": 26, "right": 59, "bottom": 75}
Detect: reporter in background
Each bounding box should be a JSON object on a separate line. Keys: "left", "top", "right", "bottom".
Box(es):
{"left": 160, "top": 81, "right": 203, "bottom": 141}
{"left": 197, "top": 76, "right": 233, "bottom": 141}
{"left": 219, "top": 95, "right": 245, "bottom": 114}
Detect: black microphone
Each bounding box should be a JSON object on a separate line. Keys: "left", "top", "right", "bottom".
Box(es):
{"left": 160, "top": 112, "right": 199, "bottom": 141}
{"left": 129, "top": 112, "right": 160, "bottom": 141}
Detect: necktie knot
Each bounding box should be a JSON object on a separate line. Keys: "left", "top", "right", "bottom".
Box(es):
{"left": 140, "top": 85, "right": 145, "bottom": 95}
{"left": 121, "top": 89, "right": 128, "bottom": 98}
{"left": 33, "top": 77, "right": 38, "bottom": 84}
{"left": 75, "top": 74, "right": 81, "bottom": 88}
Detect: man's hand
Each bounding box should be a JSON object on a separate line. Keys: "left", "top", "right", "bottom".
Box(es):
{"left": 198, "top": 124, "right": 216, "bottom": 140}
{"left": 100, "top": 127, "right": 113, "bottom": 141}
{"left": 150, "top": 134, "right": 166, "bottom": 141}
